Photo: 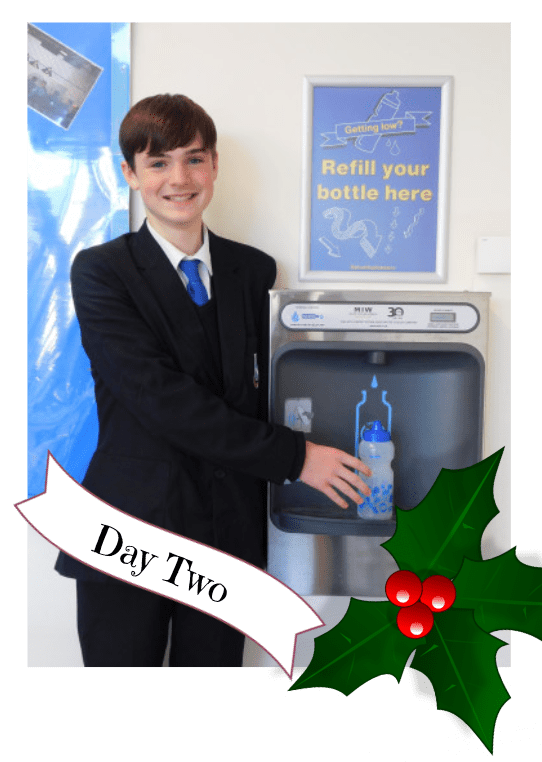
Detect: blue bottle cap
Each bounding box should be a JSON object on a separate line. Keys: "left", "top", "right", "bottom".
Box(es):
{"left": 362, "top": 420, "right": 391, "bottom": 442}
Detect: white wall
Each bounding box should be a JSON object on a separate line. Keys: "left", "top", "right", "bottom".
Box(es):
{"left": 28, "top": 22, "right": 510, "bottom": 667}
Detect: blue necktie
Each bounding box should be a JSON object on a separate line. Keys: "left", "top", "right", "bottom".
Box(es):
{"left": 179, "top": 258, "right": 209, "bottom": 306}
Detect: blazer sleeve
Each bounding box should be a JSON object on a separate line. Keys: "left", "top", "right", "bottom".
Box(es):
{"left": 71, "top": 246, "right": 305, "bottom": 485}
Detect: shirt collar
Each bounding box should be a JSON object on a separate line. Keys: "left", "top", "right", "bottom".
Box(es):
{"left": 146, "top": 221, "right": 213, "bottom": 276}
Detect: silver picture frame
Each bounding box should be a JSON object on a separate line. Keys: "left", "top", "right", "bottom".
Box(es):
{"left": 300, "top": 75, "right": 453, "bottom": 283}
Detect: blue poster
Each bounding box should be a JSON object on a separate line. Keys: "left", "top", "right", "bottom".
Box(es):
{"left": 27, "top": 23, "right": 130, "bottom": 497}
{"left": 307, "top": 81, "right": 450, "bottom": 279}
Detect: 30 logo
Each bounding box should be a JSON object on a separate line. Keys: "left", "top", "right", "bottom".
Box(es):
{"left": 388, "top": 307, "right": 405, "bottom": 317}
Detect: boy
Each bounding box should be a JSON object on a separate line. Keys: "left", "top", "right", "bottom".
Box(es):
{"left": 55, "top": 94, "right": 371, "bottom": 667}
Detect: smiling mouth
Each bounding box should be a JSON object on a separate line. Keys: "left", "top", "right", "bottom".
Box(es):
{"left": 164, "top": 193, "right": 198, "bottom": 202}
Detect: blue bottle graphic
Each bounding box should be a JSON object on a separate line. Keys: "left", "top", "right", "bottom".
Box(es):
{"left": 357, "top": 420, "right": 394, "bottom": 520}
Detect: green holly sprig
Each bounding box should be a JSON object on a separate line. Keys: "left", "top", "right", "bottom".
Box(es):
{"left": 290, "top": 449, "right": 542, "bottom": 754}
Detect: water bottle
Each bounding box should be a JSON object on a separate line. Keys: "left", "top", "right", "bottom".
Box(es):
{"left": 357, "top": 420, "right": 394, "bottom": 520}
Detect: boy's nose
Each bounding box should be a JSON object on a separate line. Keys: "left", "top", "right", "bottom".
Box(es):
{"left": 168, "top": 161, "right": 189, "bottom": 185}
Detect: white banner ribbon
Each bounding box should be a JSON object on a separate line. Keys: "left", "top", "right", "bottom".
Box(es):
{"left": 16, "top": 453, "right": 324, "bottom": 675}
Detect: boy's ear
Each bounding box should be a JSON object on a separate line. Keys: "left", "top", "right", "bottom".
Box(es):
{"left": 212, "top": 151, "right": 219, "bottom": 179}
{"left": 121, "top": 160, "right": 140, "bottom": 191}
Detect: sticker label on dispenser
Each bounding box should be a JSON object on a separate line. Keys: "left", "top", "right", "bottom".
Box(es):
{"left": 285, "top": 398, "right": 313, "bottom": 433}
{"left": 281, "top": 302, "right": 479, "bottom": 332}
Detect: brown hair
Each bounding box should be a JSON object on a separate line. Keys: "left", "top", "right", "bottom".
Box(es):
{"left": 119, "top": 94, "right": 217, "bottom": 169}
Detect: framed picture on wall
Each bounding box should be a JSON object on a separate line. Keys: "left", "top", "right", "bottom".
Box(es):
{"left": 27, "top": 23, "right": 103, "bottom": 130}
{"left": 300, "top": 76, "right": 453, "bottom": 282}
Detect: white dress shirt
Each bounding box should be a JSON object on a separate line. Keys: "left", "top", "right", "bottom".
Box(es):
{"left": 146, "top": 221, "right": 213, "bottom": 301}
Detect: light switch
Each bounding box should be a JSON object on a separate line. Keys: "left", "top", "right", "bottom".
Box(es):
{"left": 477, "top": 236, "right": 511, "bottom": 274}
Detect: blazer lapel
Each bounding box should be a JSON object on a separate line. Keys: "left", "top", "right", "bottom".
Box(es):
{"left": 209, "top": 231, "right": 247, "bottom": 405}
{"left": 129, "top": 223, "right": 219, "bottom": 390}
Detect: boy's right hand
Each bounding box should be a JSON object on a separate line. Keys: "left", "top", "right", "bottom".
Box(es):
{"left": 298, "top": 440, "right": 372, "bottom": 509}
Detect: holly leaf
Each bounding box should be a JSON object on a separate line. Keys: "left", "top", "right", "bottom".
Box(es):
{"left": 289, "top": 599, "right": 417, "bottom": 695}
{"left": 382, "top": 449, "right": 504, "bottom": 580}
{"left": 454, "top": 548, "right": 542, "bottom": 642}
{"left": 410, "top": 608, "right": 510, "bottom": 753}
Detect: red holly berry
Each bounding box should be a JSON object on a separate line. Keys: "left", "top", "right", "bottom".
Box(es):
{"left": 420, "top": 575, "right": 456, "bottom": 612}
{"left": 385, "top": 570, "right": 423, "bottom": 607}
{"left": 396, "top": 601, "right": 434, "bottom": 639}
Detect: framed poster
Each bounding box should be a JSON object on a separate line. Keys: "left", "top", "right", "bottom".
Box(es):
{"left": 300, "top": 76, "right": 453, "bottom": 282}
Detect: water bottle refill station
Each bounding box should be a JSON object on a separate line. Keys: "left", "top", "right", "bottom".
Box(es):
{"left": 267, "top": 290, "right": 490, "bottom": 598}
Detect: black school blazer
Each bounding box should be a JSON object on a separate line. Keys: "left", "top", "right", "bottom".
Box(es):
{"left": 55, "top": 223, "right": 304, "bottom": 582}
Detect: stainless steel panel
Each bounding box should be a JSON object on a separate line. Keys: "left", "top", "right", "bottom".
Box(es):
{"left": 268, "top": 290, "right": 490, "bottom": 597}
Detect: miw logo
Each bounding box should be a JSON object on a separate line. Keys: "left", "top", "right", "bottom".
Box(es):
{"left": 354, "top": 307, "right": 373, "bottom": 314}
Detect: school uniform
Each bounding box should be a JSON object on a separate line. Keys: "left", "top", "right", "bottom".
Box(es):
{"left": 55, "top": 221, "right": 305, "bottom": 666}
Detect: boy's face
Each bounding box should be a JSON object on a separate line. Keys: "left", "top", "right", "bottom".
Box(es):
{"left": 121, "top": 135, "right": 218, "bottom": 240}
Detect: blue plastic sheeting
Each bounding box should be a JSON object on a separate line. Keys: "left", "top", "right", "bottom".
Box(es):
{"left": 28, "top": 23, "right": 130, "bottom": 497}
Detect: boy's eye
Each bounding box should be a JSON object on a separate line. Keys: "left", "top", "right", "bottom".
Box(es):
{"left": 151, "top": 160, "right": 166, "bottom": 168}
